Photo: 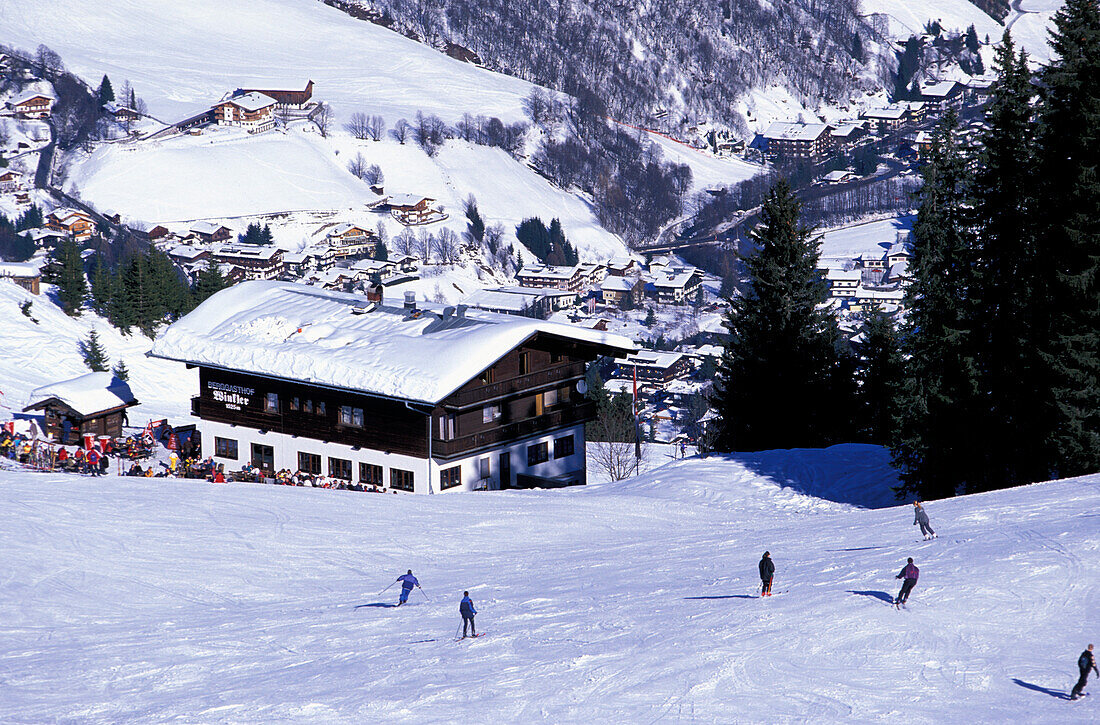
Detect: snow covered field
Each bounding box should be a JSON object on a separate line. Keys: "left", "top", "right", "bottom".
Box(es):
{"left": 1, "top": 449, "right": 1097, "bottom": 723}
{"left": 861, "top": 0, "right": 1003, "bottom": 38}
{"left": 818, "top": 215, "right": 914, "bottom": 267}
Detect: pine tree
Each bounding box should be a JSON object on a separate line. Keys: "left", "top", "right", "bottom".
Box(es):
{"left": 712, "top": 179, "right": 850, "bottom": 452}
{"left": 465, "top": 198, "right": 485, "bottom": 246}
{"left": 90, "top": 259, "right": 113, "bottom": 316}
{"left": 97, "top": 74, "right": 114, "bottom": 106}
{"left": 892, "top": 113, "right": 982, "bottom": 499}
{"left": 855, "top": 304, "right": 903, "bottom": 445}
{"left": 644, "top": 307, "right": 656, "bottom": 327}
{"left": 191, "top": 259, "right": 230, "bottom": 307}
{"left": 80, "top": 329, "right": 109, "bottom": 372}
{"left": 965, "top": 25, "right": 980, "bottom": 54}
{"left": 54, "top": 236, "right": 88, "bottom": 316}
{"left": 970, "top": 33, "right": 1047, "bottom": 490}
{"left": 1033, "top": 0, "right": 1100, "bottom": 477}
{"left": 111, "top": 358, "right": 129, "bottom": 381}
{"left": 374, "top": 240, "right": 389, "bottom": 261}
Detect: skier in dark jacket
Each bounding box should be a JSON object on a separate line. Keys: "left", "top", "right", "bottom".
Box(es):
{"left": 1071, "top": 644, "right": 1098, "bottom": 700}
{"left": 913, "top": 502, "right": 936, "bottom": 540}
{"left": 759, "top": 551, "right": 775, "bottom": 596}
{"left": 894, "top": 557, "right": 919, "bottom": 606}
{"left": 460, "top": 591, "right": 477, "bottom": 637}
{"left": 396, "top": 570, "right": 420, "bottom": 606}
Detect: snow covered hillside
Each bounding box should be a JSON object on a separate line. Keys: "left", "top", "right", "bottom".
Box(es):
{"left": 1, "top": 451, "right": 1096, "bottom": 722}
{"left": 862, "top": 0, "right": 1004, "bottom": 38}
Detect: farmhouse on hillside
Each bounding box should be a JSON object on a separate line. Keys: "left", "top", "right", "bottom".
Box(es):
{"left": 387, "top": 194, "right": 445, "bottom": 226}
{"left": 46, "top": 208, "right": 95, "bottom": 241}
{"left": 150, "top": 282, "right": 636, "bottom": 493}
{"left": 9, "top": 91, "right": 54, "bottom": 119}
{"left": 212, "top": 92, "right": 277, "bottom": 133}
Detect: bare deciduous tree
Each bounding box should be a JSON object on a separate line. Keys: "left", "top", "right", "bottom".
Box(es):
{"left": 367, "top": 115, "right": 386, "bottom": 141}
{"left": 347, "top": 152, "right": 369, "bottom": 179}
{"left": 391, "top": 118, "right": 410, "bottom": 144}
{"left": 314, "top": 102, "right": 333, "bottom": 137}
{"left": 588, "top": 393, "right": 646, "bottom": 482}
{"left": 395, "top": 227, "right": 417, "bottom": 256}
{"left": 415, "top": 229, "right": 433, "bottom": 264}
{"left": 433, "top": 227, "right": 460, "bottom": 265}
{"left": 345, "top": 111, "right": 370, "bottom": 139}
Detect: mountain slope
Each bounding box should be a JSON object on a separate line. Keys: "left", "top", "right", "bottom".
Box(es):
{"left": 1, "top": 449, "right": 1096, "bottom": 722}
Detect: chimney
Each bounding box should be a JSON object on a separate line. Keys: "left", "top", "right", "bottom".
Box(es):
{"left": 366, "top": 283, "right": 383, "bottom": 303}
{"left": 456, "top": 304, "right": 467, "bottom": 318}
{"left": 442, "top": 306, "right": 455, "bottom": 319}
{"left": 404, "top": 290, "right": 417, "bottom": 311}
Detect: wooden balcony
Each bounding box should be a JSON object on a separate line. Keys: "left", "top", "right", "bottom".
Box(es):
{"left": 433, "top": 400, "right": 596, "bottom": 459}
{"left": 446, "top": 362, "right": 586, "bottom": 408}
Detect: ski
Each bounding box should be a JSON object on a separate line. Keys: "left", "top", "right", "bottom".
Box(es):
{"left": 454, "top": 632, "right": 487, "bottom": 642}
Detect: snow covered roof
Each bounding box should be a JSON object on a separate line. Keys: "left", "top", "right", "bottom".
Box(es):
{"left": 48, "top": 208, "right": 92, "bottom": 224}
{"left": 25, "top": 373, "right": 137, "bottom": 417}
{"left": 889, "top": 261, "right": 910, "bottom": 278}
{"left": 387, "top": 193, "right": 434, "bottom": 208}
{"left": 461, "top": 289, "right": 542, "bottom": 313}
{"left": 330, "top": 223, "right": 367, "bottom": 236}
{"left": 863, "top": 106, "right": 907, "bottom": 120}
{"left": 823, "top": 170, "right": 855, "bottom": 182}
{"left": 831, "top": 123, "right": 864, "bottom": 137}
{"left": 827, "top": 268, "right": 862, "bottom": 282}
{"left": 11, "top": 90, "right": 55, "bottom": 106}
{"left": 149, "top": 281, "right": 636, "bottom": 405}
{"left": 762, "top": 122, "right": 829, "bottom": 142}
{"left": 350, "top": 258, "right": 395, "bottom": 272}
{"left": 225, "top": 91, "right": 277, "bottom": 112}
{"left": 517, "top": 265, "right": 581, "bottom": 280}
{"left": 617, "top": 351, "right": 685, "bottom": 369}
{"left": 282, "top": 251, "right": 313, "bottom": 265}
{"left": 654, "top": 271, "right": 699, "bottom": 289}
{"left": 190, "top": 221, "right": 228, "bottom": 235}
{"left": 601, "top": 276, "right": 637, "bottom": 292}
{"left": 855, "top": 286, "right": 905, "bottom": 301}
{"left": 168, "top": 245, "right": 208, "bottom": 261}
{"left": 0, "top": 261, "right": 40, "bottom": 278}
{"left": 210, "top": 244, "right": 281, "bottom": 261}
{"left": 887, "top": 241, "right": 911, "bottom": 257}
{"left": 920, "top": 81, "right": 961, "bottom": 99}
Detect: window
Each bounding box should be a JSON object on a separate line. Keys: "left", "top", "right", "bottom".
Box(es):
{"left": 214, "top": 437, "right": 238, "bottom": 460}
{"left": 527, "top": 441, "right": 548, "bottom": 466}
{"left": 316, "top": 401, "right": 326, "bottom": 416}
{"left": 535, "top": 393, "right": 544, "bottom": 417}
{"left": 543, "top": 388, "right": 558, "bottom": 407}
{"left": 359, "top": 462, "right": 383, "bottom": 486}
{"left": 559, "top": 386, "right": 571, "bottom": 404}
{"left": 483, "top": 403, "right": 502, "bottom": 424}
{"left": 251, "top": 443, "right": 274, "bottom": 472}
{"left": 554, "top": 434, "right": 575, "bottom": 459}
{"left": 264, "top": 392, "right": 279, "bottom": 413}
{"left": 298, "top": 452, "right": 321, "bottom": 474}
{"left": 391, "top": 468, "right": 414, "bottom": 492}
{"left": 440, "top": 465, "right": 461, "bottom": 490}
{"left": 302, "top": 399, "right": 313, "bottom": 414}
{"left": 289, "top": 397, "right": 299, "bottom": 411}
{"left": 479, "top": 457, "right": 491, "bottom": 480}
{"left": 329, "top": 457, "right": 352, "bottom": 480}
{"left": 550, "top": 352, "right": 564, "bottom": 364}
{"left": 479, "top": 368, "right": 495, "bottom": 384}
{"left": 339, "top": 406, "right": 364, "bottom": 427}
{"left": 439, "top": 414, "right": 456, "bottom": 440}
{"left": 518, "top": 352, "right": 530, "bottom": 375}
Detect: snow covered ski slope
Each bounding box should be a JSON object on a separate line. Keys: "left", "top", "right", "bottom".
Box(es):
{"left": 1, "top": 453, "right": 1097, "bottom": 723}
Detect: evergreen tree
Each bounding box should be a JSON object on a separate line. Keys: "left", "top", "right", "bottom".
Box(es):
{"left": 1032, "top": 0, "right": 1100, "bottom": 477}
{"left": 970, "top": 33, "right": 1047, "bottom": 489}
{"left": 89, "top": 259, "right": 113, "bottom": 316}
{"left": 111, "top": 358, "right": 129, "bottom": 382}
{"left": 97, "top": 74, "right": 114, "bottom": 106}
{"left": 54, "top": 236, "right": 88, "bottom": 316}
{"left": 892, "top": 113, "right": 982, "bottom": 499}
{"left": 464, "top": 198, "right": 485, "bottom": 246}
{"left": 855, "top": 304, "right": 903, "bottom": 445}
{"left": 644, "top": 307, "right": 656, "bottom": 327}
{"left": 965, "top": 25, "right": 980, "bottom": 54}
{"left": 712, "top": 180, "right": 850, "bottom": 452}
{"left": 80, "top": 328, "right": 109, "bottom": 372}
{"left": 191, "top": 259, "right": 230, "bottom": 307}
{"left": 374, "top": 240, "right": 388, "bottom": 261}
{"left": 516, "top": 217, "right": 551, "bottom": 261}
{"left": 15, "top": 204, "right": 43, "bottom": 232}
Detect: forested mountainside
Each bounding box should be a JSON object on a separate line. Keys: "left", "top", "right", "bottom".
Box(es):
{"left": 323, "top": 0, "right": 894, "bottom": 133}
{"left": 967, "top": 0, "right": 1010, "bottom": 22}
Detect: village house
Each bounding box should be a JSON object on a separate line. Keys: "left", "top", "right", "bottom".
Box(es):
{"left": 0, "top": 261, "right": 41, "bottom": 295}
{"left": 862, "top": 105, "right": 908, "bottom": 134}
{"left": 822, "top": 170, "right": 857, "bottom": 185}
{"left": 46, "top": 208, "right": 95, "bottom": 241}
{"left": 350, "top": 258, "right": 398, "bottom": 282}
{"left": 9, "top": 91, "right": 54, "bottom": 119}
{"left": 858, "top": 252, "right": 886, "bottom": 270}
{"left": 146, "top": 225, "right": 170, "bottom": 242}
{"left": 652, "top": 268, "right": 704, "bottom": 305}
{"left": 614, "top": 351, "right": 691, "bottom": 384}
{"left": 578, "top": 262, "right": 607, "bottom": 287}
{"left": 27, "top": 228, "right": 65, "bottom": 249}
{"left": 391, "top": 254, "right": 419, "bottom": 274}
{"left": 830, "top": 122, "right": 867, "bottom": 150}
{"left": 905, "top": 101, "right": 928, "bottom": 124}
{"left": 281, "top": 251, "right": 317, "bottom": 277}
{"left": 168, "top": 245, "right": 211, "bottom": 268}
{"left": 461, "top": 288, "right": 552, "bottom": 319}
{"left": 387, "top": 194, "right": 445, "bottom": 226}
{"left": 0, "top": 170, "right": 21, "bottom": 193}
{"left": 607, "top": 257, "right": 639, "bottom": 276}
{"left": 235, "top": 80, "right": 314, "bottom": 110}
{"left": 887, "top": 237, "right": 912, "bottom": 267}
{"left": 208, "top": 244, "right": 284, "bottom": 280}
{"left": 600, "top": 275, "right": 644, "bottom": 307}
{"left": 104, "top": 102, "right": 142, "bottom": 123}
{"left": 761, "top": 122, "right": 834, "bottom": 162}
{"left": 825, "top": 268, "right": 861, "bottom": 297}
{"left": 101, "top": 209, "right": 122, "bottom": 225}
{"left": 212, "top": 91, "right": 277, "bottom": 133}
{"left": 517, "top": 264, "right": 586, "bottom": 293}
{"left": 887, "top": 260, "right": 911, "bottom": 285}
{"left": 24, "top": 372, "right": 138, "bottom": 446}
{"left": 325, "top": 223, "right": 377, "bottom": 259}
{"left": 150, "top": 282, "right": 635, "bottom": 492}
{"left": 189, "top": 222, "right": 233, "bottom": 243}
{"left": 918, "top": 80, "right": 965, "bottom": 113}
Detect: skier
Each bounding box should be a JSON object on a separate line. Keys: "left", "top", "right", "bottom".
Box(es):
{"left": 460, "top": 591, "right": 477, "bottom": 638}
{"left": 759, "top": 551, "right": 775, "bottom": 596}
{"left": 1071, "top": 644, "right": 1098, "bottom": 700}
{"left": 913, "top": 501, "right": 936, "bottom": 540}
{"left": 894, "top": 557, "right": 919, "bottom": 606}
{"left": 396, "top": 569, "right": 420, "bottom": 606}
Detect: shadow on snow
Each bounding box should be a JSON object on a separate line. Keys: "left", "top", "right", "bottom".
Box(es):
{"left": 846, "top": 590, "right": 895, "bottom": 604}
{"left": 1012, "top": 679, "right": 1072, "bottom": 700}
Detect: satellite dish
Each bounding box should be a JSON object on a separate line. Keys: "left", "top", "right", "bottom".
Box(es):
{"left": 576, "top": 379, "right": 588, "bottom": 395}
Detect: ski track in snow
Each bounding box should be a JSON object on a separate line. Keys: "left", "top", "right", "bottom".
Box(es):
{"left": 0, "top": 461, "right": 1096, "bottom": 723}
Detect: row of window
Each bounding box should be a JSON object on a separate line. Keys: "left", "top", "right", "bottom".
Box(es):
{"left": 263, "top": 392, "right": 328, "bottom": 417}
{"left": 477, "top": 351, "right": 569, "bottom": 384}
{"left": 213, "top": 437, "right": 465, "bottom": 492}
{"left": 527, "top": 434, "right": 574, "bottom": 466}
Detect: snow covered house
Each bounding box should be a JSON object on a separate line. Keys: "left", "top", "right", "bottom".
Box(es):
{"left": 325, "top": 223, "right": 376, "bottom": 259}
{"left": 149, "top": 281, "right": 636, "bottom": 492}
{"left": 212, "top": 92, "right": 277, "bottom": 133}
{"left": 189, "top": 222, "right": 233, "bottom": 243}
{"left": 761, "top": 122, "right": 833, "bottom": 162}
{"left": 0, "top": 261, "right": 40, "bottom": 295}
{"left": 822, "top": 170, "right": 857, "bottom": 185}
{"left": 350, "top": 258, "right": 398, "bottom": 282}
{"left": 208, "top": 244, "right": 283, "bottom": 280}
{"left": 517, "top": 264, "right": 586, "bottom": 292}
{"left": 0, "top": 170, "right": 22, "bottom": 193}
{"left": 387, "top": 194, "right": 444, "bottom": 226}
{"left": 23, "top": 373, "right": 138, "bottom": 445}
{"left": 45, "top": 208, "right": 95, "bottom": 241}
{"left": 461, "top": 288, "right": 552, "bottom": 318}
{"left": 235, "top": 80, "right": 314, "bottom": 109}
{"left": 825, "top": 268, "right": 861, "bottom": 297}
{"left": 918, "top": 81, "right": 965, "bottom": 113}
{"left": 614, "top": 351, "right": 691, "bottom": 384}
{"left": 652, "top": 268, "right": 703, "bottom": 305}
{"left": 9, "top": 91, "right": 54, "bottom": 119}
{"left": 861, "top": 106, "right": 908, "bottom": 134}
{"left": 600, "top": 275, "right": 643, "bottom": 307}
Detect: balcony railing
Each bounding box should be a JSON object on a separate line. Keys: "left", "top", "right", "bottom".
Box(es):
{"left": 432, "top": 400, "right": 596, "bottom": 458}
{"left": 446, "top": 362, "right": 585, "bottom": 408}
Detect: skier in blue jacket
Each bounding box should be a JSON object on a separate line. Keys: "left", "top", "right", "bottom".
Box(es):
{"left": 460, "top": 591, "right": 477, "bottom": 638}
{"left": 396, "top": 570, "right": 420, "bottom": 606}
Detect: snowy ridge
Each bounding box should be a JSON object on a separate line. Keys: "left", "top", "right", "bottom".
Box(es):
{"left": 0, "top": 452, "right": 1096, "bottom": 722}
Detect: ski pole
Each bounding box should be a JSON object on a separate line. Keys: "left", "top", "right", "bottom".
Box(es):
{"left": 378, "top": 580, "right": 398, "bottom": 596}
{"left": 418, "top": 586, "right": 430, "bottom": 602}
{"left": 455, "top": 623, "right": 462, "bottom": 640}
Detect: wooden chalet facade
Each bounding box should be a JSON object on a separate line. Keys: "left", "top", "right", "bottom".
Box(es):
{"left": 209, "top": 244, "right": 284, "bottom": 280}
{"left": 151, "top": 282, "right": 635, "bottom": 493}
{"left": 213, "top": 92, "right": 276, "bottom": 133}
{"left": 46, "top": 208, "right": 95, "bottom": 241}
{"left": 388, "top": 194, "right": 442, "bottom": 225}
{"left": 326, "top": 223, "right": 377, "bottom": 259}
{"left": 24, "top": 373, "right": 138, "bottom": 445}
{"left": 11, "top": 93, "right": 54, "bottom": 119}
{"left": 236, "top": 80, "right": 314, "bottom": 109}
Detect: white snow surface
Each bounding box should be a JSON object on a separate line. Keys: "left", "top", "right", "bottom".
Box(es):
{"left": 0, "top": 452, "right": 1096, "bottom": 722}
{"left": 150, "top": 281, "right": 636, "bottom": 405}
{"left": 26, "top": 371, "right": 135, "bottom": 417}
{"left": 818, "top": 215, "right": 914, "bottom": 267}
{"left": 860, "top": 0, "right": 1003, "bottom": 37}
